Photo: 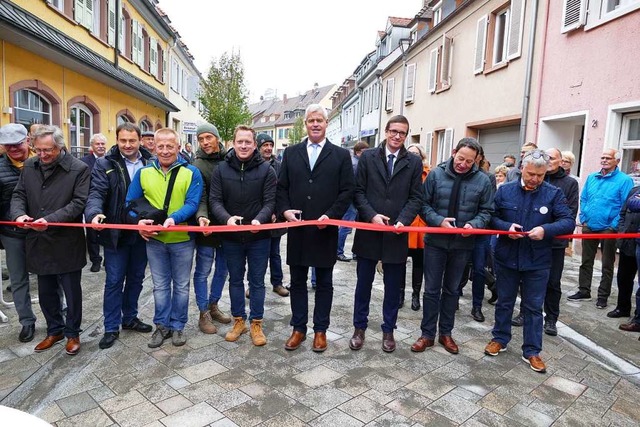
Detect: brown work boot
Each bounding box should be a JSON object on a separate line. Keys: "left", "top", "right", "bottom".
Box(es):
{"left": 209, "top": 302, "right": 231, "bottom": 324}
{"left": 198, "top": 311, "right": 217, "bottom": 334}
{"left": 225, "top": 317, "right": 248, "bottom": 342}
{"left": 250, "top": 319, "right": 267, "bottom": 346}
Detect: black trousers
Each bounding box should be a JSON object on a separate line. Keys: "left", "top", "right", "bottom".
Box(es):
{"left": 615, "top": 253, "right": 638, "bottom": 314}
{"left": 544, "top": 247, "right": 566, "bottom": 322}
{"left": 38, "top": 271, "right": 82, "bottom": 337}
{"left": 86, "top": 228, "right": 102, "bottom": 264}
{"left": 289, "top": 265, "right": 333, "bottom": 333}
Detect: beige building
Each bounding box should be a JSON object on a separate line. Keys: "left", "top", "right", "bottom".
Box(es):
{"left": 381, "top": 0, "right": 536, "bottom": 168}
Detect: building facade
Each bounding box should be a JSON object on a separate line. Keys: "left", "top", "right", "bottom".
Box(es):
{"left": 0, "top": 0, "right": 180, "bottom": 155}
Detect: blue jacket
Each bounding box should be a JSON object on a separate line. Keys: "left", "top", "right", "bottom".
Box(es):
{"left": 579, "top": 167, "right": 633, "bottom": 231}
{"left": 491, "top": 180, "right": 575, "bottom": 271}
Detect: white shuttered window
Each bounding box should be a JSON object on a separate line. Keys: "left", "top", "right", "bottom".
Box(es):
{"left": 405, "top": 63, "right": 416, "bottom": 103}
{"left": 474, "top": 15, "right": 488, "bottom": 74}
{"left": 561, "top": 0, "right": 587, "bottom": 33}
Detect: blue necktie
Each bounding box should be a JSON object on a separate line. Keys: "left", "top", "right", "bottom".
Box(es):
{"left": 310, "top": 144, "right": 320, "bottom": 170}
{"left": 387, "top": 154, "right": 395, "bottom": 177}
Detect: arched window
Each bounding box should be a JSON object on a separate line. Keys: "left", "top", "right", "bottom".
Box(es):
{"left": 117, "top": 115, "right": 130, "bottom": 126}
{"left": 139, "top": 117, "right": 153, "bottom": 133}
{"left": 13, "top": 89, "right": 51, "bottom": 127}
{"left": 69, "top": 104, "right": 93, "bottom": 157}
{"left": 116, "top": 109, "right": 135, "bottom": 127}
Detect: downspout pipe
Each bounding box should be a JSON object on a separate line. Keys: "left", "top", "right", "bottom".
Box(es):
{"left": 519, "top": 0, "right": 540, "bottom": 146}
{"left": 114, "top": 0, "right": 120, "bottom": 67}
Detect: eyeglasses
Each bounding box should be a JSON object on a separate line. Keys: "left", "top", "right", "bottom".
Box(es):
{"left": 34, "top": 147, "right": 57, "bottom": 155}
{"left": 523, "top": 150, "right": 550, "bottom": 161}
{"left": 387, "top": 129, "right": 408, "bottom": 138}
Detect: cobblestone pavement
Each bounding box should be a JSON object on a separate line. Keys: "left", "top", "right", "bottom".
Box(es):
{"left": 1, "top": 236, "right": 640, "bottom": 426}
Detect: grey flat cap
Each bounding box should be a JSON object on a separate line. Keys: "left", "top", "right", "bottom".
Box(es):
{"left": 0, "top": 123, "right": 28, "bottom": 145}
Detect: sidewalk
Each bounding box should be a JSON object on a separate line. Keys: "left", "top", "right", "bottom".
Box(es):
{"left": 1, "top": 239, "right": 639, "bottom": 426}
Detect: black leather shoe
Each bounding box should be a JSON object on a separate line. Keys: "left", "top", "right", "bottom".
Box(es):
{"left": 90, "top": 262, "right": 101, "bottom": 272}
{"left": 471, "top": 307, "right": 485, "bottom": 322}
{"left": 511, "top": 313, "right": 524, "bottom": 327}
{"left": 411, "top": 294, "right": 420, "bottom": 311}
{"left": 607, "top": 308, "right": 630, "bottom": 318}
{"left": 122, "top": 318, "right": 153, "bottom": 333}
{"left": 19, "top": 324, "right": 35, "bottom": 343}
{"left": 543, "top": 320, "right": 557, "bottom": 336}
{"left": 337, "top": 254, "right": 351, "bottom": 262}
{"left": 99, "top": 332, "right": 119, "bottom": 349}
{"left": 398, "top": 294, "right": 405, "bottom": 309}
{"left": 382, "top": 332, "right": 396, "bottom": 353}
{"left": 488, "top": 291, "right": 498, "bottom": 305}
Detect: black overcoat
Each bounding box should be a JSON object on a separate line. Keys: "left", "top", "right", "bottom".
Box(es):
{"left": 10, "top": 152, "right": 90, "bottom": 275}
{"left": 276, "top": 139, "right": 354, "bottom": 268}
{"left": 352, "top": 143, "right": 424, "bottom": 263}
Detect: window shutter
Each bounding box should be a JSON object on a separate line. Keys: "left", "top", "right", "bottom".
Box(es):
{"left": 74, "top": 0, "right": 85, "bottom": 24}
{"left": 405, "top": 63, "right": 416, "bottom": 103}
{"left": 474, "top": 15, "right": 488, "bottom": 74}
{"left": 561, "top": 0, "right": 587, "bottom": 33}
{"left": 131, "top": 20, "right": 138, "bottom": 63}
{"left": 84, "top": 0, "right": 93, "bottom": 30}
{"left": 443, "top": 128, "right": 454, "bottom": 160}
{"left": 507, "top": 0, "right": 525, "bottom": 60}
{"left": 428, "top": 48, "right": 438, "bottom": 93}
{"left": 424, "top": 131, "right": 433, "bottom": 164}
{"left": 385, "top": 78, "right": 394, "bottom": 111}
{"left": 441, "top": 34, "right": 453, "bottom": 88}
{"left": 118, "top": 13, "right": 124, "bottom": 53}
{"left": 137, "top": 23, "right": 144, "bottom": 67}
{"left": 108, "top": 0, "right": 116, "bottom": 46}
{"left": 150, "top": 37, "right": 158, "bottom": 78}
{"left": 162, "top": 50, "right": 167, "bottom": 83}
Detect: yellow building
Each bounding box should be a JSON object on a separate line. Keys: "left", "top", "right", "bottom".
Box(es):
{"left": 0, "top": 0, "right": 178, "bottom": 155}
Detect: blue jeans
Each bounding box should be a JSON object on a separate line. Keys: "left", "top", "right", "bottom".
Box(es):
{"left": 354, "top": 257, "right": 403, "bottom": 333}
{"left": 193, "top": 245, "right": 228, "bottom": 311}
{"left": 223, "top": 239, "right": 270, "bottom": 321}
{"left": 337, "top": 204, "right": 357, "bottom": 256}
{"left": 421, "top": 245, "right": 471, "bottom": 338}
{"left": 471, "top": 235, "right": 491, "bottom": 308}
{"left": 146, "top": 238, "right": 195, "bottom": 331}
{"left": 103, "top": 238, "right": 148, "bottom": 332}
{"left": 0, "top": 234, "right": 36, "bottom": 326}
{"left": 269, "top": 236, "right": 284, "bottom": 287}
{"left": 632, "top": 246, "right": 640, "bottom": 324}
{"left": 492, "top": 267, "right": 549, "bottom": 357}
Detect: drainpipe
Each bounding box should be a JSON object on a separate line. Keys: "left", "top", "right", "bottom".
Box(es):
{"left": 519, "top": 0, "right": 540, "bottom": 146}
{"left": 532, "top": 0, "right": 551, "bottom": 146}
{"left": 376, "top": 74, "right": 383, "bottom": 145}
{"left": 114, "top": 0, "right": 120, "bottom": 67}
{"left": 356, "top": 87, "right": 363, "bottom": 145}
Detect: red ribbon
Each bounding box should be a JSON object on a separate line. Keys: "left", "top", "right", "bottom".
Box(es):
{"left": 0, "top": 220, "right": 631, "bottom": 239}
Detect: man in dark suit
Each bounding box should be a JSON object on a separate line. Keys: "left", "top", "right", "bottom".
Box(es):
{"left": 81, "top": 134, "right": 107, "bottom": 272}
{"left": 276, "top": 104, "right": 355, "bottom": 352}
{"left": 350, "top": 115, "right": 423, "bottom": 352}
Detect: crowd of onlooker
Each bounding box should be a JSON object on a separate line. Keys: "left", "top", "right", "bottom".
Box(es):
{"left": 0, "top": 103, "right": 638, "bottom": 376}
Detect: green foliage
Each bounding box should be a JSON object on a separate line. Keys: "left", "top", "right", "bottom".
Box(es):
{"left": 199, "top": 52, "right": 251, "bottom": 142}
{"left": 288, "top": 116, "right": 307, "bottom": 145}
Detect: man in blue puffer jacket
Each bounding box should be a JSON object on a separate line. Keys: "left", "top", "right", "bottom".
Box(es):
{"left": 484, "top": 150, "right": 574, "bottom": 374}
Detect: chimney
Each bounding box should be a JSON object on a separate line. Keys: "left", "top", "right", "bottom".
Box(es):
{"left": 283, "top": 94, "right": 288, "bottom": 103}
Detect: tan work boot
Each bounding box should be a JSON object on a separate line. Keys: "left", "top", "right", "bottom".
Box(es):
{"left": 198, "top": 311, "right": 217, "bottom": 334}
{"left": 250, "top": 319, "right": 267, "bottom": 346}
{"left": 209, "top": 302, "right": 231, "bottom": 324}
{"left": 225, "top": 317, "right": 248, "bottom": 342}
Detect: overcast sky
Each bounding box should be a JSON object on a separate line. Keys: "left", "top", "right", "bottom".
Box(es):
{"left": 158, "top": 0, "right": 421, "bottom": 103}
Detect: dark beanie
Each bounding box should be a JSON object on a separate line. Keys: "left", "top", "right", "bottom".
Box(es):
{"left": 256, "top": 133, "right": 274, "bottom": 148}
{"left": 196, "top": 123, "right": 220, "bottom": 139}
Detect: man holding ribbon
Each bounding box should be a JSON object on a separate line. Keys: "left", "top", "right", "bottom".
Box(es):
{"left": 484, "top": 149, "right": 574, "bottom": 373}
{"left": 349, "top": 115, "right": 423, "bottom": 352}
{"left": 277, "top": 104, "right": 354, "bottom": 353}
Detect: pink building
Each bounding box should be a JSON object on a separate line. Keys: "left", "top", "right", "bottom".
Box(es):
{"left": 531, "top": 0, "right": 640, "bottom": 182}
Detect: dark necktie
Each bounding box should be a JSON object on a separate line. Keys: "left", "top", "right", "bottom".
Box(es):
{"left": 387, "top": 154, "right": 395, "bottom": 177}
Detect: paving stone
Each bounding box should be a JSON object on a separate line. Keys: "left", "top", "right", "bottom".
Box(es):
{"left": 385, "top": 388, "right": 432, "bottom": 418}
{"left": 285, "top": 402, "right": 321, "bottom": 423}
{"left": 337, "top": 395, "right": 388, "bottom": 423}
{"left": 504, "top": 403, "right": 554, "bottom": 427}
{"left": 610, "top": 396, "right": 640, "bottom": 421}
{"left": 101, "top": 373, "right": 141, "bottom": 395}
{"left": 309, "top": 408, "right": 364, "bottom": 427}
{"left": 603, "top": 408, "right": 640, "bottom": 426}
{"left": 543, "top": 375, "right": 587, "bottom": 397}
{"left": 362, "top": 389, "right": 394, "bottom": 406}
{"left": 260, "top": 412, "right": 308, "bottom": 427}
{"left": 370, "top": 410, "right": 414, "bottom": 427}
{"left": 55, "top": 391, "right": 99, "bottom": 417}
{"left": 56, "top": 407, "right": 112, "bottom": 427}
{"left": 164, "top": 375, "right": 190, "bottom": 390}
{"left": 207, "top": 389, "right": 251, "bottom": 412}
{"left": 100, "top": 389, "right": 146, "bottom": 413}
{"left": 469, "top": 408, "right": 523, "bottom": 427}
{"left": 111, "top": 400, "right": 165, "bottom": 427}
{"left": 156, "top": 394, "right": 193, "bottom": 415}
{"left": 297, "top": 386, "right": 353, "bottom": 414}
{"left": 410, "top": 407, "right": 458, "bottom": 426}
{"left": 176, "top": 359, "right": 228, "bottom": 383}
{"left": 210, "top": 368, "right": 255, "bottom": 390}
{"left": 38, "top": 402, "right": 66, "bottom": 424}
{"left": 87, "top": 386, "right": 116, "bottom": 403}
{"left": 138, "top": 381, "right": 179, "bottom": 403}
{"left": 180, "top": 378, "right": 226, "bottom": 403}
{"left": 293, "top": 364, "right": 344, "bottom": 387}
{"left": 405, "top": 375, "right": 455, "bottom": 400}
{"left": 428, "top": 391, "right": 482, "bottom": 423}
{"left": 209, "top": 419, "right": 240, "bottom": 427}
{"left": 159, "top": 401, "right": 223, "bottom": 427}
